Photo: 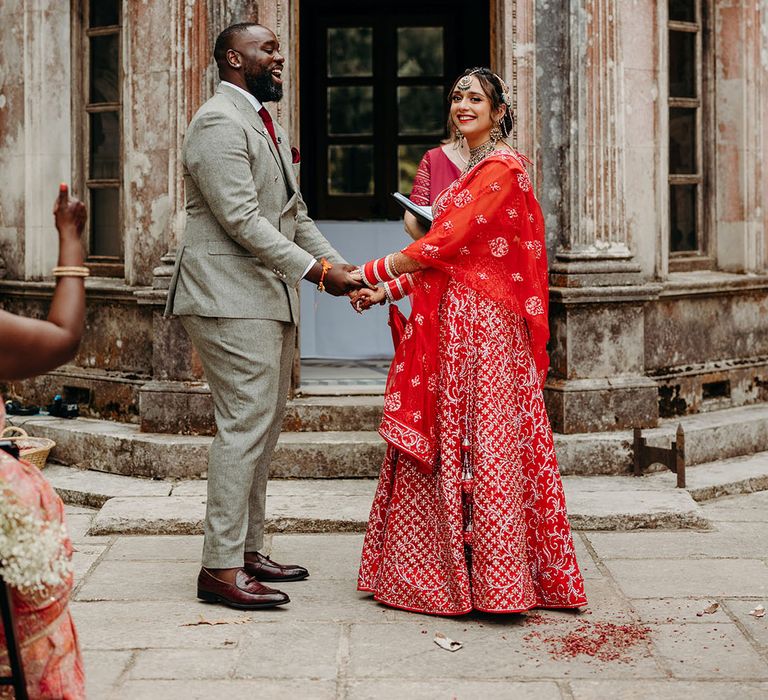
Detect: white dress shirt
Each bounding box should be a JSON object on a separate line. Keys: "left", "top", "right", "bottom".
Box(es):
{"left": 219, "top": 81, "right": 316, "bottom": 281}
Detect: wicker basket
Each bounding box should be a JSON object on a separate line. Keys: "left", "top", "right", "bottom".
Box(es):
{"left": 0, "top": 426, "right": 55, "bottom": 469}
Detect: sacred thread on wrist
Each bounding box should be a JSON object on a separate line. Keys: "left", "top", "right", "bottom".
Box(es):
{"left": 317, "top": 258, "right": 332, "bottom": 292}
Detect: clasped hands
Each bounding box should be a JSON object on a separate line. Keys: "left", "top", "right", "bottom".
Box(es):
{"left": 308, "top": 261, "right": 384, "bottom": 312}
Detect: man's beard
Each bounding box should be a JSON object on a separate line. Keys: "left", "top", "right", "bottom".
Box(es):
{"left": 245, "top": 68, "right": 283, "bottom": 103}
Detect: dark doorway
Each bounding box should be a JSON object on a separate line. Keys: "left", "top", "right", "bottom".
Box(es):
{"left": 300, "top": 0, "right": 490, "bottom": 221}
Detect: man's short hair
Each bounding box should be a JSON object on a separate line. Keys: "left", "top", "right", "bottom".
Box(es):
{"left": 213, "top": 22, "right": 259, "bottom": 65}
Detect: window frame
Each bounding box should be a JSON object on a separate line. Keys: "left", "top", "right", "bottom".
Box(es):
{"left": 74, "top": 0, "right": 125, "bottom": 277}
{"left": 300, "top": 0, "right": 489, "bottom": 221}
{"left": 667, "top": 0, "right": 714, "bottom": 272}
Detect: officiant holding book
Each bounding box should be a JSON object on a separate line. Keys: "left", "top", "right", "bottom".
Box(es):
{"left": 402, "top": 122, "right": 468, "bottom": 240}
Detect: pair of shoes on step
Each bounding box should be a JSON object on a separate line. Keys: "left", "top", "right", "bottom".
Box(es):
{"left": 197, "top": 552, "right": 309, "bottom": 610}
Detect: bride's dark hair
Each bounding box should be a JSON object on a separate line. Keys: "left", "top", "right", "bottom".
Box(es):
{"left": 447, "top": 67, "right": 515, "bottom": 138}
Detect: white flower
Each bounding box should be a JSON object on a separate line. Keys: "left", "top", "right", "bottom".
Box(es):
{"left": 413, "top": 411, "right": 422, "bottom": 422}
{"left": 414, "top": 314, "right": 424, "bottom": 325}
{"left": 411, "top": 375, "right": 421, "bottom": 387}
{"left": 0, "top": 487, "right": 72, "bottom": 595}
{"left": 511, "top": 272, "right": 524, "bottom": 281}
{"left": 506, "top": 208, "right": 518, "bottom": 218}
{"left": 489, "top": 181, "right": 501, "bottom": 191}
{"left": 442, "top": 220, "right": 454, "bottom": 231}
{"left": 475, "top": 214, "right": 488, "bottom": 224}
{"left": 459, "top": 247, "right": 470, "bottom": 256}
{"left": 517, "top": 172, "right": 531, "bottom": 192}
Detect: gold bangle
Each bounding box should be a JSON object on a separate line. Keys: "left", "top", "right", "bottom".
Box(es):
{"left": 52, "top": 266, "right": 90, "bottom": 278}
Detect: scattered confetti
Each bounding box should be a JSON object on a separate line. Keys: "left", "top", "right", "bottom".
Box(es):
{"left": 434, "top": 632, "right": 462, "bottom": 652}
{"left": 697, "top": 602, "right": 720, "bottom": 617}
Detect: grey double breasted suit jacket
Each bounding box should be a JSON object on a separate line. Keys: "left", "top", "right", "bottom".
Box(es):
{"left": 165, "top": 83, "right": 344, "bottom": 322}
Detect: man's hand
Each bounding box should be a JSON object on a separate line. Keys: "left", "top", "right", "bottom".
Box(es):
{"left": 307, "top": 261, "right": 364, "bottom": 296}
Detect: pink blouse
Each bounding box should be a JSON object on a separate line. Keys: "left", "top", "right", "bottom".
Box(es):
{"left": 409, "top": 146, "right": 462, "bottom": 207}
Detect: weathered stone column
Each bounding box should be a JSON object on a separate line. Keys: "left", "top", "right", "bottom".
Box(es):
{"left": 542, "top": 0, "right": 660, "bottom": 433}
{"left": 136, "top": 0, "right": 239, "bottom": 434}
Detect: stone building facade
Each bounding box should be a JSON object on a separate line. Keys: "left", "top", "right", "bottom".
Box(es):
{"left": 0, "top": 0, "right": 766, "bottom": 436}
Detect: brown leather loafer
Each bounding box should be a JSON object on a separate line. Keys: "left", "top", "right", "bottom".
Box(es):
{"left": 243, "top": 551, "right": 309, "bottom": 582}
{"left": 197, "top": 567, "right": 290, "bottom": 609}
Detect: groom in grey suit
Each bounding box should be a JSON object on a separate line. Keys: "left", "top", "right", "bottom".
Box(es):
{"left": 166, "top": 22, "right": 362, "bottom": 609}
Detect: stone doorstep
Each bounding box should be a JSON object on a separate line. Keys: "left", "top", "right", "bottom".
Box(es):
{"left": 86, "top": 477, "right": 707, "bottom": 536}
{"left": 48, "top": 451, "right": 768, "bottom": 536}
{"left": 18, "top": 402, "right": 768, "bottom": 480}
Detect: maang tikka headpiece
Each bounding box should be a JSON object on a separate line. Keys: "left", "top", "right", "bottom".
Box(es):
{"left": 457, "top": 69, "right": 512, "bottom": 109}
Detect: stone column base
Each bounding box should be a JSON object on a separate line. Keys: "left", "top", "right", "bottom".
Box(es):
{"left": 139, "top": 380, "right": 215, "bottom": 435}
{"left": 544, "top": 376, "right": 659, "bottom": 434}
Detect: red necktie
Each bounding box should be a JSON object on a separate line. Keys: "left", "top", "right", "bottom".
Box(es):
{"left": 257, "top": 106, "right": 279, "bottom": 149}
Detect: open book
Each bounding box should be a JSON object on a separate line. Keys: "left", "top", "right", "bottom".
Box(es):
{"left": 392, "top": 192, "right": 433, "bottom": 229}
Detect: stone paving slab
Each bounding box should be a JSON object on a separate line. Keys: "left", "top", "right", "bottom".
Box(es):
{"left": 584, "top": 522, "right": 768, "bottom": 561}
{"left": 648, "top": 622, "right": 768, "bottom": 680}
{"left": 344, "top": 680, "right": 564, "bottom": 699}
{"left": 44, "top": 463, "right": 172, "bottom": 507}
{"left": 648, "top": 451, "right": 768, "bottom": 501}
{"left": 698, "top": 490, "right": 768, "bottom": 522}
{"left": 604, "top": 559, "right": 768, "bottom": 598}
{"left": 345, "top": 621, "right": 661, "bottom": 680}
{"left": 569, "top": 680, "right": 768, "bottom": 700}
{"left": 114, "top": 679, "right": 337, "bottom": 700}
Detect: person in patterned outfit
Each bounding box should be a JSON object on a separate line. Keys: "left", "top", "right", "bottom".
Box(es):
{"left": 350, "top": 68, "right": 587, "bottom": 616}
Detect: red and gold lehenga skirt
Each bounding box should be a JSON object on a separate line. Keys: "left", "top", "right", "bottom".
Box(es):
{"left": 358, "top": 281, "right": 587, "bottom": 615}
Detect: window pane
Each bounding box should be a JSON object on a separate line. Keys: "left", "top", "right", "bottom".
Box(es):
{"left": 398, "top": 86, "right": 444, "bottom": 135}
{"left": 90, "top": 1, "right": 120, "bottom": 27}
{"left": 669, "top": 31, "right": 696, "bottom": 98}
{"left": 670, "top": 184, "right": 698, "bottom": 252}
{"left": 398, "top": 144, "right": 432, "bottom": 194}
{"left": 328, "top": 145, "right": 374, "bottom": 195}
{"left": 90, "top": 111, "right": 120, "bottom": 179}
{"left": 328, "top": 86, "right": 373, "bottom": 135}
{"left": 397, "top": 27, "right": 444, "bottom": 77}
{"left": 327, "top": 27, "right": 372, "bottom": 77}
{"left": 90, "top": 188, "right": 121, "bottom": 257}
{"left": 90, "top": 35, "right": 119, "bottom": 104}
{"left": 669, "top": 108, "right": 697, "bottom": 174}
{"left": 669, "top": 0, "right": 696, "bottom": 23}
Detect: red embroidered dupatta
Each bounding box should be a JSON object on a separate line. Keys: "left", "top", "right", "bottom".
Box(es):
{"left": 379, "top": 152, "right": 549, "bottom": 473}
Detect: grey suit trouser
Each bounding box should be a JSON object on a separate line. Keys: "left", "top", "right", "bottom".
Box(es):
{"left": 180, "top": 315, "right": 295, "bottom": 568}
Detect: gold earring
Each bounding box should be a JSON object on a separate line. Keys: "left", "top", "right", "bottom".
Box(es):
{"left": 489, "top": 123, "right": 502, "bottom": 143}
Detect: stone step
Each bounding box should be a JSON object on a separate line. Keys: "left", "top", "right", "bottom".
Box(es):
{"left": 46, "top": 450, "right": 768, "bottom": 536}
{"left": 15, "top": 402, "right": 768, "bottom": 479}
{"left": 646, "top": 450, "right": 768, "bottom": 502}
{"left": 80, "top": 475, "right": 706, "bottom": 536}
{"left": 21, "top": 418, "right": 385, "bottom": 480}
{"left": 282, "top": 396, "right": 383, "bottom": 432}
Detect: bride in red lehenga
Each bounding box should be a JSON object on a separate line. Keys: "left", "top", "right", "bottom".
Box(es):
{"left": 351, "top": 68, "right": 587, "bottom": 616}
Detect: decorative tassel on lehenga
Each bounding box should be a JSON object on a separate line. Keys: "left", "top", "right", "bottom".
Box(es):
{"left": 460, "top": 437, "right": 474, "bottom": 562}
